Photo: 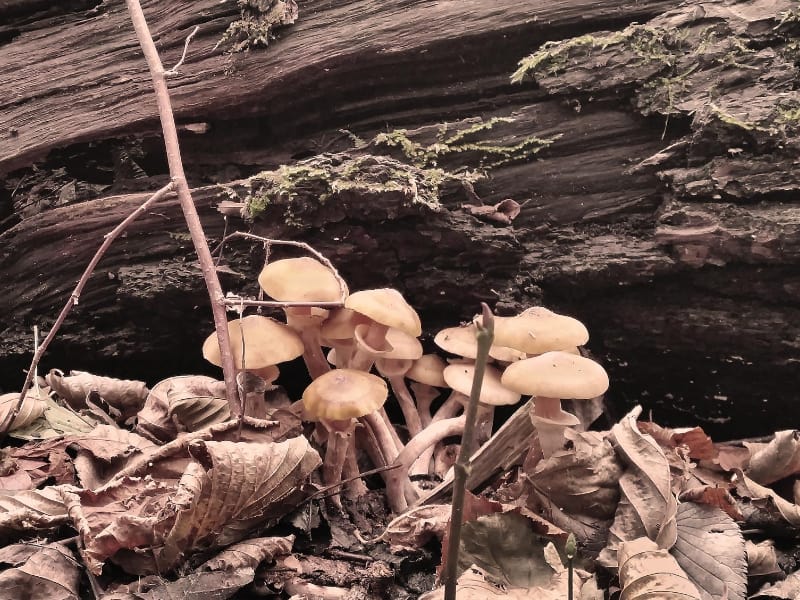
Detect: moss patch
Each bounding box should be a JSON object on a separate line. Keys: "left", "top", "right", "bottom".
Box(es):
{"left": 512, "top": 24, "right": 684, "bottom": 82}
{"left": 234, "top": 153, "right": 478, "bottom": 223}
{"left": 216, "top": 0, "right": 298, "bottom": 53}
{"left": 373, "top": 117, "right": 560, "bottom": 169}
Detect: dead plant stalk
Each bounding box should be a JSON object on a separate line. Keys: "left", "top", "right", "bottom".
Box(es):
{"left": 0, "top": 182, "right": 175, "bottom": 441}
{"left": 125, "top": 0, "right": 239, "bottom": 411}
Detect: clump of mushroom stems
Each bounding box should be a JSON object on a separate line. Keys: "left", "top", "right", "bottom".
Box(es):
{"left": 384, "top": 414, "right": 467, "bottom": 513}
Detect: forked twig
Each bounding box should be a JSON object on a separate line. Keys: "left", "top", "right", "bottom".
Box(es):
{"left": 0, "top": 183, "right": 176, "bottom": 441}
{"left": 214, "top": 231, "right": 349, "bottom": 304}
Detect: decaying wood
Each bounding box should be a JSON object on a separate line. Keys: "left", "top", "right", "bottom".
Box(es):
{"left": 1, "top": 0, "right": 799, "bottom": 438}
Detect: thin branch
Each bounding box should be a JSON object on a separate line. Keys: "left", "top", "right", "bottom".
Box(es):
{"left": 125, "top": 0, "right": 239, "bottom": 411}
{"left": 442, "top": 303, "right": 494, "bottom": 600}
{"left": 213, "top": 231, "right": 349, "bottom": 303}
{"left": 0, "top": 182, "right": 176, "bottom": 441}
{"left": 165, "top": 25, "right": 199, "bottom": 75}
{"left": 223, "top": 296, "right": 344, "bottom": 309}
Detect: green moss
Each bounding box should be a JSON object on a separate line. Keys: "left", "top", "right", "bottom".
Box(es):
{"left": 216, "top": 0, "right": 298, "bottom": 53}
{"left": 232, "top": 153, "right": 475, "bottom": 221}
{"left": 373, "top": 117, "right": 560, "bottom": 169}
{"left": 512, "top": 24, "right": 681, "bottom": 82}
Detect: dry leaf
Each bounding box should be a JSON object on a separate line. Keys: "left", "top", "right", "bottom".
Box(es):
{"left": 0, "top": 391, "right": 47, "bottom": 432}
{"left": 377, "top": 504, "right": 452, "bottom": 552}
{"left": 11, "top": 395, "right": 97, "bottom": 440}
{"left": 69, "top": 425, "right": 158, "bottom": 489}
{"left": 0, "top": 486, "right": 72, "bottom": 541}
{"left": 638, "top": 422, "right": 716, "bottom": 460}
{"left": 746, "top": 540, "right": 783, "bottom": 578}
{"left": 523, "top": 429, "right": 621, "bottom": 548}
{"left": 751, "top": 569, "right": 800, "bottom": 598}
{"left": 46, "top": 370, "right": 147, "bottom": 418}
{"left": 618, "top": 537, "right": 702, "bottom": 599}
{"left": 745, "top": 431, "right": 800, "bottom": 485}
{"left": 734, "top": 471, "right": 800, "bottom": 527}
{"left": 66, "top": 437, "right": 320, "bottom": 574}
{"left": 672, "top": 502, "right": 746, "bottom": 600}
{"left": 0, "top": 541, "right": 80, "bottom": 600}
{"left": 678, "top": 485, "right": 743, "bottom": 521}
{"left": 102, "top": 569, "right": 254, "bottom": 599}
{"left": 598, "top": 406, "right": 677, "bottom": 570}
{"left": 136, "top": 375, "right": 229, "bottom": 441}
{"left": 199, "top": 535, "right": 294, "bottom": 571}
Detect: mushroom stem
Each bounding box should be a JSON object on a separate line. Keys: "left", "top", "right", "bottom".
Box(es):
{"left": 341, "top": 432, "right": 369, "bottom": 499}
{"left": 320, "top": 419, "right": 354, "bottom": 510}
{"left": 432, "top": 390, "right": 465, "bottom": 422}
{"left": 299, "top": 328, "right": 331, "bottom": 380}
{"left": 283, "top": 579, "right": 348, "bottom": 600}
{"left": 410, "top": 381, "right": 440, "bottom": 428}
{"left": 532, "top": 396, "right": 563, "bottom": 420}
{"left": 385, "top": 414, "right": 467, "bottom": 513}
{"left": 348, "top": 323, "right": 389, "bottom": 372}
{"left": 387, "top": 375, "right": 423, "bottom": 437}
{"left": 361, "top": 411, "right": 400, "bottom": 465}
{"left": 410, "top": 391, "right": 464, "bottom": 475}
{"left": 434, "top": 443, "right": 459, "bottom": 478}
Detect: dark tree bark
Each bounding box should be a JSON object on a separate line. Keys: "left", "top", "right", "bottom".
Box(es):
{"left": 1, "top": 0, "right": 798, "bottom": 438}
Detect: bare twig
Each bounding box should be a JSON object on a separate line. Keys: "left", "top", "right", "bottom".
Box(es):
{"left": 125, "top": 0, "right": 239, "bottom": 411}
{"left": 165, "top": 25, "right": 199, "bottom": 75}
{"left": 442, "top": 303, "right": 494, "bottom": 600}
{"left": 223, "top": 296, "right": 344, "bottom": 309}
{"left": 213, "top": 231, "right": 349, "bottom": 303}
{"left": 0, "top": 182, "right": 175, "bottom": 442}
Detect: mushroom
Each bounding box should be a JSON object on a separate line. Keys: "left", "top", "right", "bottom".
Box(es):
{"left": 491, "top": 307, "right": 589, "bottom": 355}
{"left": 442, "top": 362, "right": 521, "bottom": 446}
{"left": 344, "top": 288, "right": 421, "bottom": 372}
{"left": 406, "top": 353, "right": 448, "bottom": 428}
{"left": 202, "top": 316, "right": 305, "bottom": 417}
{"left": 302, "top": 368, "right": 389, "bottom": 506}
{"left": 434, "top": 322, "right": 526, "bottom": 364}
{"left": 501, "top": 350, "right": 609, "bottom": 458}
{"left": 320, "top": 307, "right": 368, "bottom": 368}
{"left": 374, "top": 328, "right": 424, "bottom": 437}
{"left": 258, "top": 257, "right": 347, "bottom": 379}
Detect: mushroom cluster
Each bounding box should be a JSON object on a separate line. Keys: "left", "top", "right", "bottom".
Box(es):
{"left": 202, "top": 257, "right": 609, "bottom": 513}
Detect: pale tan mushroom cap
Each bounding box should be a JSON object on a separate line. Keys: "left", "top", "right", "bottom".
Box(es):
{"left": 406, "top": 354, "right": 447, "bottom": 387}
{"left": 202, "top": 315, "right": 304, "bottom": 370}
{"left": 302, "top": 368, "right": 388, "bottom": 420}
{"left": 492, "top": 307, "right": 589, "bottom": 355}
{"left": 435, "top": 323, "right": 524, "bottom": 362}
{"left": 443, "top": 363, "right": 521, "bottom": 406}
{"left": 345, "top": 288, "right": 422, "bottom": 337}
{"left": 434, "top": 325, "right": 479, "bottom": 358}
{"left": 320, "top": 308, "right": 368, "bottom": 342}
{"left": 384, "top": 328, "right": 423, "bottom": 360}
{"left": 258, "top": 257, "right": 346, "bottom": 302}
{"left": 501, "top": 351, "right": 609, "bottom": 399}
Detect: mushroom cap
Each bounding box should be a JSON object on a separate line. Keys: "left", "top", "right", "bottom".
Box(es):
{"left": 383, "top": 328, "right": 423, "bottom": 360}
{"left": 501, "top": 351, "right": 609, "bottom": 400}
{"left": 302, "top": 368, "right": 388, "bottom": 420}
{"left": 248, "top": 364, "right": 280, "bottom": 384}
{"left": 406, "top": 354, "right": 447, "bottom": 387}
{"left": 320, "top": 308, "right": 368, "bottom": 343}
{"left": 202, "top": 315, "right": 304, "bottom": 370}
{"left": 443, "top": 363, "right": 521, "bottom": 406}
{"left": 258, "top": 256, "right": 346, "bottom": 302}
{"left": 434, "top": 323, "right": 525, "bottom": 362}
{"left": 434, "top": 325, "right": 479, "bottom": 358}
{"left": 491, "top": 307, "right": 589, "bottom": 355}
{"left": 345, "top": 288, "right": 422, "bottom": 337}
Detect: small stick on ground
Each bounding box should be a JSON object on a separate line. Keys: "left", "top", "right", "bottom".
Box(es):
{"left": 0, "top": 182, "right": 175, "bottom": 442}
